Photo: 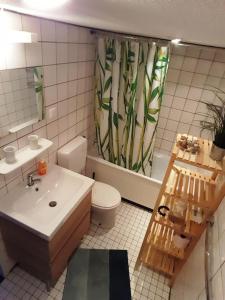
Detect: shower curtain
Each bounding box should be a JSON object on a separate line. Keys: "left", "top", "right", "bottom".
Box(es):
{"left": 95, "top": 37, "right": 169, "bottom": 176}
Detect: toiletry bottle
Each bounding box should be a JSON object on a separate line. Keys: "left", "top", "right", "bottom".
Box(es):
{"left": 38, "top": 160, "right": 47, "bottom": 175}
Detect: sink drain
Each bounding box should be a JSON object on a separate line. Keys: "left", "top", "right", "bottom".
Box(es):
{"left": 49, "top": 201, "right": 57, "bottom": 207}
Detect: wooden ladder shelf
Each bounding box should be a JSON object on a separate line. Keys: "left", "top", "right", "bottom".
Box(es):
{"left": 136, "top": 133, "right": 225, "bottom": 286}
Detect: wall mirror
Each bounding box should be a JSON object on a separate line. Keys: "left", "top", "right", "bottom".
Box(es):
{"left": 0, "top": 67, "right": 44, "bottom": 138}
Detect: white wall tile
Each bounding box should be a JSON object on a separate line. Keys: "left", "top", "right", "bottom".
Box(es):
{"left": 44, "top": 85, "right": 58, "bottom": 106}
{"left": 191, "top": 73, "right": 207, "bottom": 88}
{"left": 186, "top": 47, "right": 201, "bottom": 58}
{"left": 56, "top": 43, "right": 68, "bottom": 64}
{"left": 68, "top": 25, "right": 79, "bottom": 43}
{"left": 56, "top": 82, "right": 68, "bottom": 103}
{"left": 183, "top": 99, "right": 198, "bottom": 113}
{"left": 58, "top": 131, "right": 68, "bottom": 147}
{"left": 209, "top": 62, "right": 225, "bottom": 77}
{"left": 43, "top": 65, "right": 57, "bottom": 87}
{"left": 212, "top": 270, "right": 224, "bottom": 300}
{"left": 179, "top": 71, "right": 193, "bottom": 85}
{"left": 195, "top": 59, "right": 212, "bottom": 74}
{"left": 58, "top": 100, "right": 68, "bottom": 118}
{"left": 68, "top": 44, "right": 78, "bottom": 63}
{"left": 162, "top": 94, "right": 173, "bottom": 107}
{"left": 219, "top": 79, "right": 225, "bottom": 90}
{"left": 180, "top": 111, "right": 194, "bottom": 123}
{"left": 22, "top": 15, "right": 41, "bottom": 41}
{"left": 164, "top": 129, "right": 176, "bottom": 142}
{"left": 176, "top": 122, "right": 190, "bottom": 134}
{"left": 156, "top": 128, "right": 164, "bottom": 138}
{"left": 159, "top": 106, "right": 170, "bottom": 118}
{"left": 79, "top": 28, "right": 89, "bottom": 43}
{"left": 172, "top": 45, "right": 186, "bottom": 56}
{"left": 161, "top": 139, "right": 173, "bottom": 151}
{"left": 175, "top": 84, "right": 189, "bottom": 98}
{"left": 158, "top": 117, "right": 167, "bottom": 129}
{"left": 182, "top": 57, "right": 198, "bottom": 72}
{"left": 167, "top": 69, "right": 180, "bottom": 82}
{"left": 200, "top": 48, "right": 215, "bottom": 60}
{"left": 221, "top": 263, "right": 225, "bottom": 299}
{"left": 170, "top": 55, "right": 184, "bottom": 69}
{"left": 41, "top": 19, "right": 56, "bottom": 42}
{"left": 42, "top": 43, "right": 57, "bottom": 65}
{"left": 25, "top": 43, "right": 42, "bottom": 67}
{"left": 55, "top": 23, "right": 68, "bottom": 42}
{"left": 165, "top": 82, "right": 177, "bottom": 95}
{"left": 166, "top": 120, "right": 179, "bottom": 132}
{"left": 172, "top": 96, "right": 186, "bottom": 110}
{"left": 201, "top": 90, "right": 215, "bottom": 102}
{"left": 187, "top": 87, "right": 202, "bottom": 100}
{"left": 206, "top": 75, "right": 221, "bottom": 88}
{"left": 169, "top": 108, "right": 182, "bottom": 121}
{"left": 57, "top": 64, "right": 68, "bottom": 83}
{"left": 58, "top": 116, "right": 68, "bottom": 133}
{"left": 215, "top": 50, "right": 225, "bottom": 63}
{"left": 46, "top": 120, "right": 58, "bottom": 139}
{"left": 189, "top": 125, "right": 201, "bottom": 136}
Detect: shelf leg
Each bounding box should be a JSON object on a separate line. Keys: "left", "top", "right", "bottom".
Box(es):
{"left": 135, "top": 154, "right": 176, "bottom": 269}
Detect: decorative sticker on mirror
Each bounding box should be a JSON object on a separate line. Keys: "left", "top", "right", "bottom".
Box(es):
{"left": 33, "top": 67, "right": 44, "bottom": 121}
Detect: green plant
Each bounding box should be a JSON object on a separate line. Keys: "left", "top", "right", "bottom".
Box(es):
{"left": 200, "top": 87, "right": 225, "bottom": 149}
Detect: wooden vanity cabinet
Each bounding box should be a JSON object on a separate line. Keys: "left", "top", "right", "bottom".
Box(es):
{"left": 0, "top": 192, "right": 91, "bottom": 287}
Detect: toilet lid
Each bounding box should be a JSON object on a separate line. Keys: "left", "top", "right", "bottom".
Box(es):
{"left": 92, "top": 181, "right": 121, "bottom": 208}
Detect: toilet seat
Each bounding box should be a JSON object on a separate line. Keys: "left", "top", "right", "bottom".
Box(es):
{"left": 92, "top": 181, "right": 121, "bottom": 209}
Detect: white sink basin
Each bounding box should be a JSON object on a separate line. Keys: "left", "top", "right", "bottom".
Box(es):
{"left": 0, "top": 164, "right": 94, "bottom": 239}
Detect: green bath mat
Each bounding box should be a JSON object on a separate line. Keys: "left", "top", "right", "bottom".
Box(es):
{"left": 62, "top": 249, "right": 131, "bottom": 300}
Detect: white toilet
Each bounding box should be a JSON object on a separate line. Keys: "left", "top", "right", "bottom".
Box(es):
{"left": 57, "top": 136, "right": 121, "bottom": 229}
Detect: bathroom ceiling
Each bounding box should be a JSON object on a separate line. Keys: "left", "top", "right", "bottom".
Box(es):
{"left": 2, "top": 0, "right": 225, "bottom": 47}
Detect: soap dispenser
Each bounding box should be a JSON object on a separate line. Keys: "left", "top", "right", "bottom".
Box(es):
{"left": 38, "top": 160, "right": 47, "bottom": 175}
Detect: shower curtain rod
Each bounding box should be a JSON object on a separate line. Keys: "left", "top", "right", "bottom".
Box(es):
{"left": 91, "top": 28, "right": 225, "bottom": 51}
{"left": 90, "top": 29, "right": 170, "bottom": 46}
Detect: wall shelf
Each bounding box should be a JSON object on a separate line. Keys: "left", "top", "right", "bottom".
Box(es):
{"left": 0, "top": 138, "right": 53, "bottom": 175}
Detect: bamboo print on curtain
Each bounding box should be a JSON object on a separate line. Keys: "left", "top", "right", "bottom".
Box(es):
{"left": 95, "top": 37, "right": 169, "bottom": 176}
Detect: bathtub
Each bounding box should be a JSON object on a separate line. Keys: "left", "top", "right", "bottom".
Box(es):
{"left": 86, "top": 148, "right": 170, "bottom": 210}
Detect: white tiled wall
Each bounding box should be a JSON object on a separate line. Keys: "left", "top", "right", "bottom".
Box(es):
{"left": 171, "top": 194, "right": 225, "bottom": 300}
{"left": 170, "top": 232, "right": 206, "bottom": 300}
{"left": 155, "top": 45, "right": 225, "bottom": 153}
{"left": 0, "top": 11, "right": 96, "bottom": 276}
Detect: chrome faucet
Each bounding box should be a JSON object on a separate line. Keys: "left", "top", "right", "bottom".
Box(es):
{"left": 27, "top": 171, "right": 41, "bottom": 187}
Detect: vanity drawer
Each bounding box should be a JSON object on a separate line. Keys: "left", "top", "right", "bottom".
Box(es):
{"left": 49, "top": 192, "right": 91, "bottom": 261}
{"left": 51, "top": 211, "right": 90, "bottom": 284}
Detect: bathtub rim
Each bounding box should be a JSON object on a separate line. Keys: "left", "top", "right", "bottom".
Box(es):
{"left": 87, "top": 154, "right": 162, "bottom": 186}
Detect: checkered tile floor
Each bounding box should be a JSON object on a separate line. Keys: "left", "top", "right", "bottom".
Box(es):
{"left": 0, "top": 201, "right": 170, "bottom": 299}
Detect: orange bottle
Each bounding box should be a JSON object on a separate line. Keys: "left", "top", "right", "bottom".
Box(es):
{"left": 38, "top": 160, "right": 47, "bottom": 175}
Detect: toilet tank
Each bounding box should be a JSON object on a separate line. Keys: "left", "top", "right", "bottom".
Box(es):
{"left": 57, "top": 136, "right": 87, "bottom": 174}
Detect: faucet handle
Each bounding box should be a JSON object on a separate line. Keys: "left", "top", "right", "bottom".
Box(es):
{"left": 27, "top": 170, "right": 37, "bottom": 178}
